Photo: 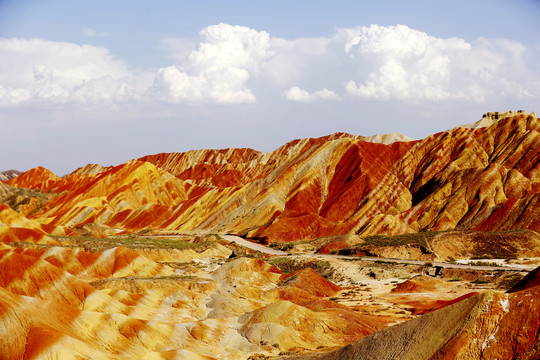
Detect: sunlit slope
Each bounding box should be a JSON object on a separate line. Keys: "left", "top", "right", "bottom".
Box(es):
{"left": 0, "top": 241, "right": 393, "bottom": 359}
{"left": 32, "top": 160, "right": 190, "bottom": 230}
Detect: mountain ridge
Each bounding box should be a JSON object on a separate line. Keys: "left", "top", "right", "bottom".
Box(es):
{"left": 3, "top": 111, "right": 539, "bottom": 245}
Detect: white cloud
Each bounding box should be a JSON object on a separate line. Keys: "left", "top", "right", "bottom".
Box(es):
{"left": 154, "top": 65, "right": 255, "bottom": 104}
{"left": 159, "top": 38, "right": 197, "bottom": 62}
{"left": 153, "top": 23, "right": 274, "bottom": 104}
{"left": 340, "top": 24, "right": 469, "bottom": 100}
{"left": 0, "top": 38, "right": 145, "bottom": 106}
{"left": 339, "top": 24, "right": 537, "bottom": 102}
{"left": 0, "top": 23, "right": 538, "bottom": 109}
{"left": 82, "top": 28, "right": 107, "bottom": 37}
{"left": 283, "top": 86, "right": 340, "bottom": 102}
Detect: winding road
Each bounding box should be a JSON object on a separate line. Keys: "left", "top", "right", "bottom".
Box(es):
{"left": 222, "top": 234, "right": 534, "bottom": 272}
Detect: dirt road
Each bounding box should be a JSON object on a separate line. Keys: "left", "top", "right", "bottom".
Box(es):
{"left": 221, "top": 235, "right": 289, "bottom": 256}
{"left": 312, "top": 253, "right": 534, "bottom": 271}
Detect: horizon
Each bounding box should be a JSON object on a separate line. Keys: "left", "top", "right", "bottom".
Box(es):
{"left": 1, "top": 0, "right": 539, "bottom": 174}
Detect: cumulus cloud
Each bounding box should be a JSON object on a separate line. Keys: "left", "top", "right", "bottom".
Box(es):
{"left": 283, "top": 86, "right": 340, "bottom": 102}
{"left": 339, "top": 24, "right": 535, "bottom": 102}
{"left": 341, "top": 25, "right": 469, "bottom": 100}
{"left": 153, "top": 23, "right": 274, "bottom": 104}
{"left": 0, "top": 38, "right": 144, "bottom": 106}
{"left": 262, "top": 37, "right": 335, "bottom": 86}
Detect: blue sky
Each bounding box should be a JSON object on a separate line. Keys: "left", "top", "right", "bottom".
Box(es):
{"left": 1, "top": 0, "right": 539, "bottom": 174}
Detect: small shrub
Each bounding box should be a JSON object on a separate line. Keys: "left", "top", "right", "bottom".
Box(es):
{"left": 498, "top": 273, "right": 524, "bottom": 290}
{"left": 469, "top": 261, "right": 501, "bottom": 267}
{"left": 267, "top": 257, "right": 299, "bottom": 274}
{"left": 471, "top": 279, "right": 490, "bottom": 284}
{"left": 269, "top": 242, "right": 293, "bottom": 251}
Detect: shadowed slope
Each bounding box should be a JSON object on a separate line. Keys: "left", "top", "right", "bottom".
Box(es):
{"left": 507, "top": 265, "right": 540, "bottom": 293}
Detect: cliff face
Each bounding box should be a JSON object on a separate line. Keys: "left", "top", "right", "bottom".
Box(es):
{"left": 4, "top": 111, "right": 540, "bottom": 242}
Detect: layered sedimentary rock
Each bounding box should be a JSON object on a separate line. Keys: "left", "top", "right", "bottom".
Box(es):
{"left": 2, "top": 110, "right": 539, "bottom": 360}
{"left": 280, "top": 267, "right": 540, "bottom": 360}
{"left": 3, "top": 111, "right": 540, "bottom": 245}
{"left": 4, "top": 166, "right": 64, "bottom": 190}
{"left": 0, "top": 204, "right": 65, "bottom": 244}
{"left": 0, "top": 201, "right": 399, "bottom": 359}
{"left": 0, "top": 199, "right": 536, "bottom": 359}
{"left": 0, "top": 242, "right": 394, "bottom": 359}
{"left": 0, "top": 182, "right": 53, "bottom": 217}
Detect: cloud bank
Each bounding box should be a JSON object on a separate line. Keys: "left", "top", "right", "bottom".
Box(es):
{"left": 0, "top": 23, "right": 538, "bottom": 108}
{"left": 0, "top": 38, "right": 144, "bottom": 106}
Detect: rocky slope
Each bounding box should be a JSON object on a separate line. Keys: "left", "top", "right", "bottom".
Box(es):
{"left": 2, "top": 110, "right": 539, "bottom": 359}
{"left": 0, "top": 198, "right": 404, "bottom": 359}
{"left": 0, "top": 182, "right": 53, "bottom": 217}
{"left": 0, "top": 232, "right": 395, "bottom": 359}
{"left": 0, "top": 198, "right": 534, "bottom": 359}
{"left": 279, "top": 269, "right": 540, "bottom": 360}
{"left": 3, "top": 111, "right": 540, "bottom": 250}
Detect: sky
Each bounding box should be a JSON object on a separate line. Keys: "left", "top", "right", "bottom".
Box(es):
{"left": 1, "top": 0, "right": 539, "bottom": 175}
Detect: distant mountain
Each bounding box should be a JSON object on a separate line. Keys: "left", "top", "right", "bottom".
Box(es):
{"left": 4, "top": 111, "right": 540, "bottom": 244}
{"left": 0, "top": 169, "right": 21, "bottom": 181}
